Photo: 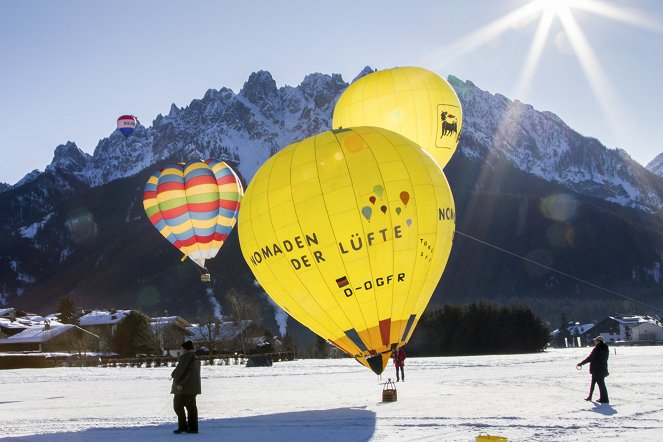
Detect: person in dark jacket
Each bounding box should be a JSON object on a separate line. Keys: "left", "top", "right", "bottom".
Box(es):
{"left": 577, "top": 336, "right": 609, "bottom": 403}
{"left": 171, "top": 340, "right": 202, "bottom": 434}
{"left": 392, "top": 347, "right": 407, "bottom": 382}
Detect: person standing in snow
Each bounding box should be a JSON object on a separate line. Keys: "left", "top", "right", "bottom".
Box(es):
{"left": 171, "top": 340, "right": 201, "bottom": 434}
{"left": 576, "top": 336, "right": 609, "bottom": 403}
{"left": 392, "top": 347, "right": 407, "bottom": 382}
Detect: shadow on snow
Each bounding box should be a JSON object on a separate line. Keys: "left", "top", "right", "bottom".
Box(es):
{"left": 4, "top": 407, "right": 377, "bottom": 442}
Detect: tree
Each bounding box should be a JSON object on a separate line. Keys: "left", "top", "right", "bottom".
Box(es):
{"left": 111, "top": 310, "right": 157, "bottom": 357}
{"left": 226, "top": 288, "right": 262, "bottom": 354}
{"left": 197, "top": 309, "right": 223, "bottom": 354}
{"left": 312, "top": 335, "right": 329, "bottom": 358}
{"left": 409, "top": 302, "right": 550, "bottom": 356}
{"left": 57, "top": 296, "right": 80, "bottom": 325}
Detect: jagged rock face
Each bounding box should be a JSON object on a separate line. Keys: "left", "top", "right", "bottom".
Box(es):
{"left": 11, "top": 70, "right": 663, "bottom": 213}
{"left": 646, "top": 153, "right": 663, "bottom": 177}
{"left": 450, "top": 76, "right": 663, "bottom": 212}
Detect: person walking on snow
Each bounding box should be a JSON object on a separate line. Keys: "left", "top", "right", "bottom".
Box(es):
{"left": 171, "top": 340, "right": 201, "bottom": 434}
{"left": 392, "top": 347, "right": 407, "bottom": 382}
{"left": 577, "top": 335, "right": 609, "bottom": 404}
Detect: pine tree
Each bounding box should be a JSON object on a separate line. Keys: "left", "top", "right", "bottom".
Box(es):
{"left": 57, "top": 296, "right": 80, "bottom": 325}
{"left": 111, "top": 310, "right": 157, "bottom": 357}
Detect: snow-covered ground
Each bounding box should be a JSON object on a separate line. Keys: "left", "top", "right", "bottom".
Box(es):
{"left": 1, "top": 346, "right": 662, "bottom": 441}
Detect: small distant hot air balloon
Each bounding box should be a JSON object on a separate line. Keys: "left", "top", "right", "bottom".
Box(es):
{"left": 238, "top": 127, "right": 455, "bottom": 375}
{"left": 143, "top": 159, "right": 244, "bottom": 281}
{"left": 332, "top": 66, "right": 463, "bottom": 169}
{"left": 117, "top": 115, "right": 138, "bottom": 137}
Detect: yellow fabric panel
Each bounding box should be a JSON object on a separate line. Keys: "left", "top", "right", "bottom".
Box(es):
{"left": 185, "top": 183, "right": 219, "bottom": 196}
{"left": 333, "top": 66, "right": 463, "bottom": 170}
{"left": 238, "top": 127, "right": 455, "bottom": 373}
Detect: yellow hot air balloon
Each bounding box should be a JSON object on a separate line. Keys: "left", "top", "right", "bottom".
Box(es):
{"left": 238, "top": 126, "right": 455, "bottom": 375}
{"left": 332, "top": 66, "right": 462, "bottom": 169}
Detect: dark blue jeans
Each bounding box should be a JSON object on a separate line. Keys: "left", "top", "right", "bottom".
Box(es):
{"left": 174, "top": 394, "right": 198, "bottom": 432}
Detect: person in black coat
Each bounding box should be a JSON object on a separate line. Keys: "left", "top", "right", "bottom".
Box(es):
{"left": 171, "top": 340, "right": 202, "bottom": 434}
{"left": 577, "top": 336, "right": 609, "bottom": 403}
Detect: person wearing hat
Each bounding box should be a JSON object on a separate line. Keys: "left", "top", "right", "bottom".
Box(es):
{"left": 171, "top": 340, "right": 201, "bottom": 434}
{"left": 576, "top": 336, "right": 609, "bottom": 403}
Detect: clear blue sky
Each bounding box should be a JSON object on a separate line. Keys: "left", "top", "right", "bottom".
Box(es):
{"left": 1, "top": 0, "right": 662, "bottom": 184}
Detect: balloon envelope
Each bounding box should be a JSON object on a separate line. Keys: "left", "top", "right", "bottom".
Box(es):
{"left": 332, "top": 66, "right": 462, "bottom": 169}
{"left": 238, "top": 127, "right": 455, "bottom": 374}
{"left": 143, "top": 159, "right": 243, "bottom": 270}
{"left": 117, "top": 115, "right": 137, "bottom": 137}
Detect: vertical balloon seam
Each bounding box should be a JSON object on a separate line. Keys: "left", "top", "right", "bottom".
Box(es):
{"left": 183, "top": 161, "right": 210, "bottom": 268}
{"left": 251, "top": 148, "right": 330, "bottom": 334}
{"left": 410, "top": 167, "right": 455, "bottom": 342}
{"left": 382, "top": 131, "right": 425, "bottom": 347}
{"left": 304, "top": 130, "right": 374, "bottom": 357}
{"left": 143, "top": 172, "right": 178, "bottom": 248}
{"left": 245, "top": 144, "right": 339, "bottom": 346}
{"left": 207, "top": 160, "right": 242, "bottom": 259}
{"left": 342, "top": 130, "right": 394, "bottom": 356}
{"left": 364, "top": 127, "right": 409, "bottom": 351}
{"left": 289, "top": 133, "right": 365, "bottom": 352}
{"left": 169, "top": 163, "right": 203, "bottom": 268}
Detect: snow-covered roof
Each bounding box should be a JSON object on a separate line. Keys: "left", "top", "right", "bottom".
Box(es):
{"left": 79, "top": 310, "right": 131, "bottom": 326}
{"left": 610, "top": 315, "right": 661, "bottom": 326}
{"left": 0, "top": 323, "right": 73, "bottom": 344}
{"left": 151, "top": 316, "right": 193, "bottom": 328}
{"left": 0, "top": 318, "right": 28, "bottom": 331}
{"left": 569, "top": 323, "right": 595, "bottom": 335}
{"left": 0, "top": 307, "right": 16, "bottom": 316}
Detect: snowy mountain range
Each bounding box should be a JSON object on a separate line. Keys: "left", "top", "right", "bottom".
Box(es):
{"left": 1, "top": 67, "right": 662, "bottom": 326}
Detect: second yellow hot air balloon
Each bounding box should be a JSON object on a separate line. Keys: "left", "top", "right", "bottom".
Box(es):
{"left": 332, "top": 66, "right": 462, "bottom": 169}
{"left": 238, "top": 126, "right": 455, "bottom": 374}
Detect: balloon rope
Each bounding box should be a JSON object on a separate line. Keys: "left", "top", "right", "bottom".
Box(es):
{"left": 454, "top": 230, "right": 663, "bottom": 312}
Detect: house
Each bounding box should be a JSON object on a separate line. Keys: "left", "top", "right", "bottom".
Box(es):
{"left": 151, "top": 316, "right": 194, "bottom": 356}
{"left": 0, "top": 318, "right": 100, "bottom": 353}
{"left": 79, "top": 309, "right": 131, "bottom": 351}
{"left": 188, "top": 320, "right": 252, "bottom": 354}
{"left": 550, "top": 321, "right": 595, "bottom": 347}
{"left": 582, "top": 315, "right": 663, "bottom": 345}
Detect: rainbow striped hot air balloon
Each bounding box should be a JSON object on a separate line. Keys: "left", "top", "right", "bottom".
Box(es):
{"left": 143, "top": 160, "right": 243, "bottom": 280}
{"left": 117, "top": 115, "right": 138, "bottom": 137}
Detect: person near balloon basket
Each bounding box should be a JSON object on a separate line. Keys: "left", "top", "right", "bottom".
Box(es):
{"left": 392, "top": 347, "right": 407, "bottom": 382}
{"left": 576, "top": 336, "right": 609, "bottom": 403}
{"left": 171, "top": 340, "right": 202, "bottom": 434}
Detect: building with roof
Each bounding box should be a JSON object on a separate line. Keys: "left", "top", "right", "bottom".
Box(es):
{"left": 78, "top": 309, "right": 131, "bottom": 351}
{"left": 188, "top": 320, "right": 252, "bottom": 354}
{"left": 151, "top": 316, "right": 194, "bottom": 356}
{"left": 0, "top": 319, "right": 99, "bottom": 353}
{"left": 582, "top": 315, "right": 663, "bottom": 345}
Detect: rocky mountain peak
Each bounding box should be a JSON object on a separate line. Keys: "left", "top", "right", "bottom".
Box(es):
{"left": 46, "top": 141, "right": 91, "bottom": 174}
{"left": 646, "top": 152, "right": 663, "bottom": 177}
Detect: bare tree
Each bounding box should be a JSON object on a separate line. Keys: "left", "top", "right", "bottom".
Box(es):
{"left": 197, "top": 309, "right": 222, "bottom": 354}
{"left": 226, "top": 288, "right": 262, "bottom": 355}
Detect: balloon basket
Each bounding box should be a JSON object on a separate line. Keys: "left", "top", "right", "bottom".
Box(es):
{"left": 382, "top": 379, "right": 397, "bottom": 402}
{"left": 200, "top": 273, "right": 211, "bottom": 282}
{"left": 476, "top": 434, "right": 508, "bottom": 441}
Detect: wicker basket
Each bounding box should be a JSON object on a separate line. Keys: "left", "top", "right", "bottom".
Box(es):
{"left": 382, "top": 379, "right": 397, "bottom": 402}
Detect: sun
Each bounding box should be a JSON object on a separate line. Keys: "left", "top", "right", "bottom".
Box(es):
{"left": 425, "top": 0, "right": 662, "bottom": 144}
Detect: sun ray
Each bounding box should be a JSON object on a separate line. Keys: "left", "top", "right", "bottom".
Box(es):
{"left": 514, "top": 7, "right": 556, "bottom": 100}
{"left": 557, "top": 7, "right": 624, "bottom": 140}
{"left": 573, "top": 0, "right": 663, "bottom": 33}
{"left": 423, "top": 1, "right": 543, "bottom": 69}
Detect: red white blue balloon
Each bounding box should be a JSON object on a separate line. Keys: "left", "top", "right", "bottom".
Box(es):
{"left": 116, "top": 115, "right": 137, "bottom": 137}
